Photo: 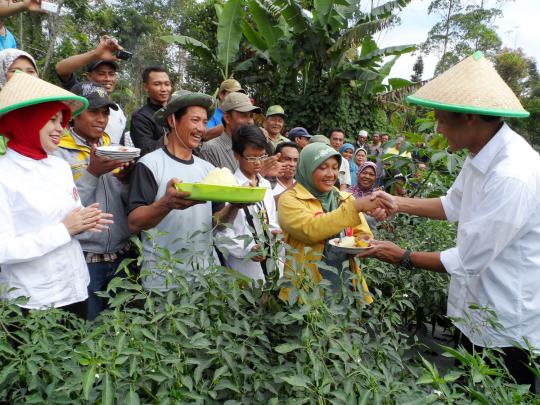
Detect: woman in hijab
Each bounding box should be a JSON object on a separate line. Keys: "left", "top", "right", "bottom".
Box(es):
{"left": 348, "top": 162, "right": 378, "bottom": 198}
{"left": 0, "top": 49, "right": 39, "bottom": 156}
{"left": 278, "top": 143, "right": 391, "bottom": 302}
{"left": 0, "top": 72, "right": 112, "bottom": 319}
{"left": 339, "top": 143, "right": 357, "bottom": 185}
{"left": 354, "top": 147, "right": 368, "bottom": 167}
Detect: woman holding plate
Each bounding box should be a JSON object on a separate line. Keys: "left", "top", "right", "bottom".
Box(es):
{"left": 0, "top": 72, "right": 112, "bottom": 318}
{"left": 277, "top": 143, "right": 395, "bottom": 302}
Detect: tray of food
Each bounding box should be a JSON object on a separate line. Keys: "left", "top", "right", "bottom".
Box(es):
{"left": 175, "top": 168, "right": 266, "bottom": 203}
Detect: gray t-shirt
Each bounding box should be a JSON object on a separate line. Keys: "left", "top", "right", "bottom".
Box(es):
{"left": 128, "top": 147, "right": 220, "bottom": 290}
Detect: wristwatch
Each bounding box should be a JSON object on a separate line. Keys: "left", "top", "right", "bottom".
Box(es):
{"left": 399, "top": 249, "right": 413, "bottom": 270}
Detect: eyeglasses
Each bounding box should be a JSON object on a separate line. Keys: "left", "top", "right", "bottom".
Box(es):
{"left": 242, "top": 154, "right": 268, "bottom": 163}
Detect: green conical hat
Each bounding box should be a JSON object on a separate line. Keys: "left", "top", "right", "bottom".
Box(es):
{"left": 0, "top": 71, "right": 88, "bottom": 117}
{"left": 407, "top": 51, "right": 529, "bottom": 118}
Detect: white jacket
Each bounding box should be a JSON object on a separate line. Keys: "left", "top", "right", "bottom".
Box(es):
{"left": 216, "top": 170, "right": 283, "bottom": 281}
{"left": 0, "top": 150, "right": 89, "bottom": 309}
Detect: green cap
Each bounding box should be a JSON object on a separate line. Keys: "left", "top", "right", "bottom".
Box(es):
{"left": 308, "top": 135, "right": 330, "bottom": 146}
{"left": 221, "top": 92, "right": 261, "bottom": 113}
{"left": 265, "top": 105, "right": 285, "bottom": 118}
{"left": 153, "top": 89, "right": 214, "bottom": 126}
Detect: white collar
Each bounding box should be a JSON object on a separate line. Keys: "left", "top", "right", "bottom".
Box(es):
{"left": 234, "top": 168, "right": 267, "bottom": 187}
{"left": 469, "top": 123, "right": 513, "bottom": 174}
{"left": 5, "top": 148, "right": 53, "bottom": 171}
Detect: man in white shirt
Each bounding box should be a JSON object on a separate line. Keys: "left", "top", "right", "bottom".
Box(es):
{"left": 359, "top": 52, "right": 538, "bottom": 391}
{"left": 215, "top": 125, "right": 282, "bottom": 282}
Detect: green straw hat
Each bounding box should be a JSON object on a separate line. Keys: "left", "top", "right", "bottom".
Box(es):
{"left": 0, "top": 71, "right": 88, "bottom": 117}
{"left": 407, "top": 51, "right": 529, "bottom": 118}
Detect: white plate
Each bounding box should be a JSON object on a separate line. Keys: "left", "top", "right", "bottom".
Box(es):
{"left": 96, "top": 146, "right": 140, "bottom": 154}
{"left": 328, "top": 238, "right": 373, "bottom": 254}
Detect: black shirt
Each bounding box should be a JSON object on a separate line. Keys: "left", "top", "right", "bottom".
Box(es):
{"left": 130, "top": 98, "right": 169, "bottom": 156}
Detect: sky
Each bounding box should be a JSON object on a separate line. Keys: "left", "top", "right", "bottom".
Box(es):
{"left": 376, "top": 0, "right": 540, "bottom": 81}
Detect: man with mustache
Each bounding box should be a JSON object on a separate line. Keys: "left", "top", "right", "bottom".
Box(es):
{"left": 53, "top": 82, "right": 132, "bottom": 320}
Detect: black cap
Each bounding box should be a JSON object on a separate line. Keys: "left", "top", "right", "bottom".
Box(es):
{"left": 70, "top": 82, "right": 119, "bottom": 111}
{"left": 85, "top": 60, "right": 118, "bottom": 72}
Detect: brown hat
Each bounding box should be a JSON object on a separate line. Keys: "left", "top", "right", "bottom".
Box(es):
{"left": 407, "top": 51, "right": 529, "bottom": 118}
{"left": 221, "top": 92, "right": 261, "bottom": 113}
{"left": 219, "top": 78, "right": 244, "bottom": 94}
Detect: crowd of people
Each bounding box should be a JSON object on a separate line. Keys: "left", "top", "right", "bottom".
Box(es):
{"left": 0, "top": 8, "right": 538, "bottom": 393}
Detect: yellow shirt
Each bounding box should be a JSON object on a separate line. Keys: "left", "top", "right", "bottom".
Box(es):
{"left": 277, "top": 183, "right": 373, "bottom": 303}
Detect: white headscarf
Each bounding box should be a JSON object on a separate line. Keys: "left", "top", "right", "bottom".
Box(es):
{"left": 0, "top": 49, "right": 38, "bottom": 87}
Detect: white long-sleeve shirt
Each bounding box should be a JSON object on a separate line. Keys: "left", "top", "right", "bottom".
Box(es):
{"left": 216, "top": 169, "right": 283, "bottom": 281}
{"left": 440, "top": 124, "right": 540, "bottom": 349}
{"left": 0, "top": 149, "right": 89, "bottom": 309}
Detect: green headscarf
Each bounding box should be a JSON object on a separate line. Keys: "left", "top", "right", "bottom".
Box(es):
{"left": 296, "top": 143, "right": 342, "bottom": 213}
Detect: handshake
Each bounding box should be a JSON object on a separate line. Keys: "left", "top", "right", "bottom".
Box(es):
{"left": 355, "top": 190, "right": 398, "bottom": 221}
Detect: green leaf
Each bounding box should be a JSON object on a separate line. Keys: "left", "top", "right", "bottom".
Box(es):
{"left": 181, "top": 375, "right": 193, "bottom": 391}
{"left": 388, "top": 77, "right": 413, "bottom": 90}
{"left": 280, "top": 375, "right": 311, "bottom": 388}
{"left": 161, "top": 35, "right": 215, "bottom": 63}
{"left": 216, "top": 0, "right": 244, "bottom": 77}
{"left": 125, "top": 388, "right": 140, "bottom": 405}
{"left": 416, "top": 373, "right": 434, "bottom": 385}
{"left": 247, "top": 0, "right": 281, "bottom": 48}
{"left": 241, "top": 19, "right": 267, "bottom": 51}
{"left": 274, "top": 342, "right": 303, "bottom": 353}
{"left": 102, "top": 372, "right": 113, "bottom": 405}
{"left": 82, "top": 365, "right": 96, "bottom": 401}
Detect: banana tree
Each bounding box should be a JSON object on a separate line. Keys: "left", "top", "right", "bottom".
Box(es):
{"left": 162, "top": 0, "right": 245, "bottom": 79}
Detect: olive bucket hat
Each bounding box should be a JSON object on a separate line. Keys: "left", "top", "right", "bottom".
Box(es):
{"left": 0, "top": 71, "right": 88, "bottom": 117}
{"left": 154, "top": 89, "right": 214, "bottom": 126}
{"left": 407, "top": 51, "right": 529, "bottom": 118}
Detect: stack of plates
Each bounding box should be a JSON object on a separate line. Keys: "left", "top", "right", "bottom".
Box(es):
{"left": 95, "top": 146, "right": 140, "bottom": 162}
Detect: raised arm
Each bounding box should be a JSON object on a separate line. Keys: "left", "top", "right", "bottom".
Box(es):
{"left": 55, "top": 35, "right": 121, "bottom": 81}
{"left": 0, "top": 0, "right": 44, "bottom": 17}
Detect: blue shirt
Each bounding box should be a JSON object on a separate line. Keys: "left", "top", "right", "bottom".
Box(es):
{"left": 207, "top": 107, "right": 223, "bottom": 129}
{"left": 0, "top": 28, "right": 17, "bottom": 50}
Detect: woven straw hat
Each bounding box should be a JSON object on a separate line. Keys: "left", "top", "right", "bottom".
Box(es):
{"left": 407, "top": 51, "right": 529, "bottom": 118}
{"left": 0, "top": 71, "right": 88, "bottom": 117}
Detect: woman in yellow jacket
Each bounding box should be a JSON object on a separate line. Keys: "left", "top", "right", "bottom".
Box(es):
{"left": 278, "top": 143, "right": 387, "bottom": 303}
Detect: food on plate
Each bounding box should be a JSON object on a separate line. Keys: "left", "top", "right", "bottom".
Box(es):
{"left": 337, "top": 235, "right": 372, "bottom": 248}
{"left": 356, "top": 236, "right": 371, "bottom": 248}
{"left": 338, "top": 236, "right": 356, "bottom": 248}
{"left": 199, "top": 168, "right": 239, "bottom": 186}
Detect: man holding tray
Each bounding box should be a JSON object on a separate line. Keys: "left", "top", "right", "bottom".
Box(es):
{"left": 127, "top": 90, "right": 240, "bottom": 290}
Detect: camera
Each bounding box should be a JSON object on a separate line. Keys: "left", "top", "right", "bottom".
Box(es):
{"left": 115, "top": 50, "right": 133, "bottom": 61}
